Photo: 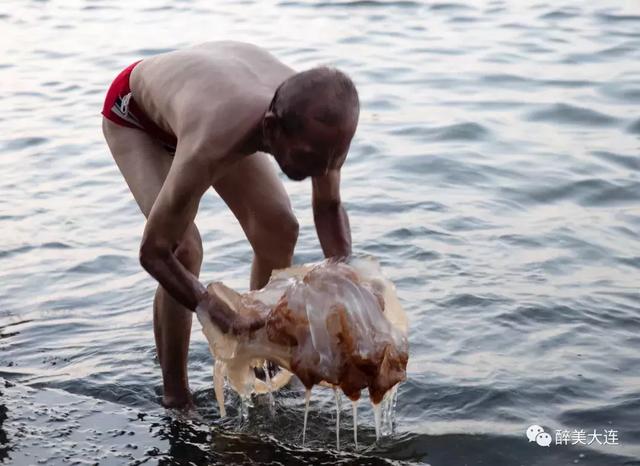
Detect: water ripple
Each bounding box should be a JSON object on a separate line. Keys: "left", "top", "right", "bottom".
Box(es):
{"left": 526, "top": 103, "right": 620, "bottom": 126}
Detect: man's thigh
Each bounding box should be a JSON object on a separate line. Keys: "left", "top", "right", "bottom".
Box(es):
{"left": 103, "top": 118, "right": 201, "bottom": 250}
{"left": 212, "top": 152, "right": 298, "bottom": 245}
{"left": 102, "top": 117, "right": 174, "bottom": 217}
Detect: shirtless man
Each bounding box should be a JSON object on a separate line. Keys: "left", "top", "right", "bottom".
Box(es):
{"left": 101, "top": 41, "right": 359, "bottom": 408}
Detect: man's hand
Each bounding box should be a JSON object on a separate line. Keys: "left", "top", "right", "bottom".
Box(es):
{"left": 196, "top": 290, "right": 265, "bottom": 335}
{"left": 230, "top": 312, "right": 267, "bottom": 335}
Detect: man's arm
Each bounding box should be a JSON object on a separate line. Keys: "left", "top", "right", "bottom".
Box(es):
{"left": 138, "top": 142, "right": 259, "bottom": 334}
{"left": 312, "top": 169, "right": 352, "bottom": 259}
{"left": 138, "top": 150, "right": 211, "bottom": 312}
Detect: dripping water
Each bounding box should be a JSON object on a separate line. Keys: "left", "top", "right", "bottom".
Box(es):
{"left": 372, "top": 385, "right": 400, "bottom": 441}
{"left": 239, "top": 395, "right": 249, "bottom": 427}
{"left": 302, "top": 388, "right": 311, "bottom": 446}
{"left": 389, "top": 384, "right": 399, "bottom": 435}
{"left": 381, "top": 389, "right": 391, "bottom": 436}
{"left": 372, "top": 402, "right": 381, "bottom": 441}
{"left": 263, "top": 360, "right": 275, "bottom": 414}
{"left": 382, "top": 384, "right": 399, "bottom": 436}
{"left": 352, "top": 399, "right": 358, "bottom": 450}
{"left": 334, "top": 388, "right": 341, "bottom": 450}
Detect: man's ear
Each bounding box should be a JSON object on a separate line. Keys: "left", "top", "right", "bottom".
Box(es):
{"left": 263, "top": 111, "right": 278, "bottom": 137}
{"left": 261, "top": 111, "right": 279, "bottom": 151}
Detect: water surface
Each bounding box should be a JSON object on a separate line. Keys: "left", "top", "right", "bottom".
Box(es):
{"left": 1, "top": 0, "right": 639, "bottom": 464}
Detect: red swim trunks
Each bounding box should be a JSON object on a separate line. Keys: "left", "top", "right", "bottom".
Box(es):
{"left": 101, "top": 60, "right": 177, "bottom": 152}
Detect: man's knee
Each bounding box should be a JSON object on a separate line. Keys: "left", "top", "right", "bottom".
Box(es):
{"left": 175, "top": 227, "right": 203, "bottom": 274}
{"left": 250, "top": 211, "right": 299, "bottom": 263}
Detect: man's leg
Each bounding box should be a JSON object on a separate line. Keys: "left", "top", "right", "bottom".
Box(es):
{"left": 212, "top": 152, "right": 299, "bottom": 290}
{"left": 102, "top": 118, "right": 202, "bottom": 408}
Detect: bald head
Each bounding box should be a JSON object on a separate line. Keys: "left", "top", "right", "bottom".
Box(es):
{"left": 263, "top": 67, "right": 359, "bottom": 181}
{"left": 269, "top": 66, "right": 360, "bottom": 134}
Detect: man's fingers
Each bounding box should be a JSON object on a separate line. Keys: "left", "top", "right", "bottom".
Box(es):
{"left": 230, "top": 315, "right": 265, "bottom": 336}
{"left": 248, "top": 316, "right": 266, "bottom": 332}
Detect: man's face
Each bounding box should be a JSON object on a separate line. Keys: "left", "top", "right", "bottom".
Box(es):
{"left": 268, "top": 116, "right": 352, "bottom": 181}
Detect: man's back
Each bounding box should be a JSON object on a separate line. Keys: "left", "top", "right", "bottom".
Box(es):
{"left": 130, "top": 41, "right": 295, "bottom": 150}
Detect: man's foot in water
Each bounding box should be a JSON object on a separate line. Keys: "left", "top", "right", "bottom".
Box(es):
{"left": 162, "top": 393, "right": 195, "bottom": 410}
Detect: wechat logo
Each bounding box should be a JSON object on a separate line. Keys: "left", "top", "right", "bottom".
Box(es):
{"left": 527, "top": 425, "right": 552, "bottom": 447}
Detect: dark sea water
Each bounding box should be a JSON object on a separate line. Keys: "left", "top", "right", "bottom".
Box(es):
{"left": 1, "top": 0, "right": 639, "bottom": 464}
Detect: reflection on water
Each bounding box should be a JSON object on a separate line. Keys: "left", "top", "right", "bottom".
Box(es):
{"left": 1, "top": 0, "right": 639, "bottom": 464}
